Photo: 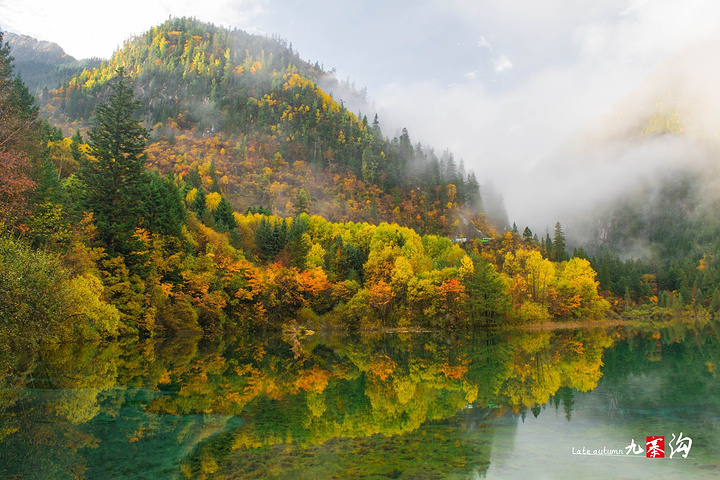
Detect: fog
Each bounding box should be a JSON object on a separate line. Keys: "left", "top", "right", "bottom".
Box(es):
{"left": 363, "top": 1, "right": 720, "bottom": 235}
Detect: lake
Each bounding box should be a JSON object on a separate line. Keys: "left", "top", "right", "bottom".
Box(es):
{"left": 1, "top": 321, "right": 719, "bottom": 479}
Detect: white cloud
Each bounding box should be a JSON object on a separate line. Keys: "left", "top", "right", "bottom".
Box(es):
{"left": 493, "top": 55, "right": 513, "bottom": 73}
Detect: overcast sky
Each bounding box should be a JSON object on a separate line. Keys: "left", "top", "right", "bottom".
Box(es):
{"left": 3, "top": 0, "right": 720, "bottom": 227}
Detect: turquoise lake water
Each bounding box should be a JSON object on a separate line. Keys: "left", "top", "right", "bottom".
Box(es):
{"left": 1, "top": 322, "right": 719, "bottom": 479}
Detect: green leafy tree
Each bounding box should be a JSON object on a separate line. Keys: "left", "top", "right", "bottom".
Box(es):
{"left": 80, "top": 68, "right": 149, "bottom": 256}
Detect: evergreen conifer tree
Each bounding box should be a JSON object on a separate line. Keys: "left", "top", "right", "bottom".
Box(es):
{"left": 544, "top": 232, "right": 553, "bottom": 260}
{"left": 553, "top": 222, "right": 568, "bottom": 262}
{"left": 80, "top": 67, "right": 149, "bottom": 255}
{"left": 70, "top": 129, "right": 84, "bottom": 162}
{"left": 522, "top": 226, "right": 533, "bottom": 243}
{"left": 213, "top": 196, "right": 238, "bottom": 230}
{"left": 292, "top": 188, "right": 310, "bottom": 216}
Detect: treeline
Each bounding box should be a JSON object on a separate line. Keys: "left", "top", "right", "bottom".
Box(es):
{"left": 38, "top": 17, "right": 489, "bottom": 236}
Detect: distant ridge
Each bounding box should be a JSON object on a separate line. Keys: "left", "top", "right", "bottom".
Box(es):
{"left": 5, "top": 31, "right": 101, "bottom": 93}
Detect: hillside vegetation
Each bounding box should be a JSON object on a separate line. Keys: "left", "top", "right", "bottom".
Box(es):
{"left": 0, "top": 22, "right": 609, "bottom": 354}
{"left": 39, "top": 17, "right": 489, "bottom": 236}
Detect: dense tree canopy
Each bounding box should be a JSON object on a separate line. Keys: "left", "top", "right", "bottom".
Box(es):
{"left": 0, "top": 22, "right": 614, "bottom": 351}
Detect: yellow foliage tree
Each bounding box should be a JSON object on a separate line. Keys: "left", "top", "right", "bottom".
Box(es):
{"left": 205, "top": 192, "right": 222, "bottom": 212}
{"left": 551, "top": 258, "right": 610, "bottom": 318}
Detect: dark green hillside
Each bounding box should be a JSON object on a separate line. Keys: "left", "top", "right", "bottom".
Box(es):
{"left": 589, "top": 169, "right": 720, "bottom": 314}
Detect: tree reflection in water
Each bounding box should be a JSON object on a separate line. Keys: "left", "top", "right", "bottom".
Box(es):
{"left": 1, "top": 321, "right": 719, "bottom": 479}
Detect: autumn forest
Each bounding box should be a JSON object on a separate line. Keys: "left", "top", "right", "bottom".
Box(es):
{"left": 2, "top": 17, "right": 716, "bottom": 356}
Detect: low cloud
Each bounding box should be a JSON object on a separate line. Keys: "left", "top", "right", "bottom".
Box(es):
{"left": 372, "top": 0, "right": 720, "bottom": 234}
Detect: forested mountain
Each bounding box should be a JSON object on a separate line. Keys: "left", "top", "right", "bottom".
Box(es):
{"left": 5, "top": 32, "right": 101, "bottom": 94}
{"left": 1, "top": 20, "right": 610, "bottom": 348}
{"left": 37, "top": 17, "right": 489, "bottom": 237}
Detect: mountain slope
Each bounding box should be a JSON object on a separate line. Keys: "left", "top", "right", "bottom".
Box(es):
{"left": 38, "top": 17, "right": 490, "bottom": 236}
{"left": 6, "top": 32, "right": 101, "bottom": 93}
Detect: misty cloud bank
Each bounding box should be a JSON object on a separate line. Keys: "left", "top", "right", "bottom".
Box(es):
{"left": 364, "top": 1, "right": 720, "bottom": 237}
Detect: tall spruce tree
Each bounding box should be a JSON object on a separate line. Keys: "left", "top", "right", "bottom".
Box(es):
{"left": 0, "top": 29, "right": 42, "bottom": 225}
{"left": 553, "top": 222, "right": 568, "bottom": 262}
{"left": 522, "top": 226, "right": 533, "bottom": 243}
{"left": 544, "top": 232, "right": 553, "bottom": 260}
{"left": 80, "top": 68, "right": 149, "bottom": 255}
{"left": 213, "top": 196, "right": 238, "bottom": 230}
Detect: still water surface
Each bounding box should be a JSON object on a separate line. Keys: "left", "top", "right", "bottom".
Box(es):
{"left": 1, "top": 322, "right": 720, "bottom": 479}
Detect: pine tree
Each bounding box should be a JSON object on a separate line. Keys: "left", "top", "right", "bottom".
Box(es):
{"left": 522, "top": 226, "right": 533, "bottom": 243}
{"left": 70, "top": 129, "right": 84, "bottom": 162}
{"left": 710, "top": 288, "right": 720, "bottom": 312}
{"left": 361, "top": 147, "right": 377, "bottom": 184}
{"left": 255, "top": 217, "right": 274, "bottom": 260}
{"left": 466, "top": 172, "right": 482, "bottom": 210}
{"left": 80, "top": 67, "right": 149, "bottom": 255}
{"left": 444, "top": 151, "right": 457, "bottom": 181}
{"left": 193, "top": 186, "right": 207, "bottom": 214}
{"left": 186, "top": 167, "right": 202, "bottom": 189}
{"left": 213, "top": 196, "right": 237, "bottom": 230}
{"left": 0, "top": 30, "right": 40, "bottom": 155}
{"left": 544, "top": 232, "right": 553, "bottom": 260}
{"left": 0, "top": 30, "right": 40, "bottom": 225}
{"left": 292, "top": 188, "right": 310, "bottom": 216}
{"left": 140, "top": 171, "right": 186, "bottom": 238}
{"left": 371, "top": 114, "right": 381, "bottom": 138}
{"left": 553, "top": 222, "right": 568, "bottom": 262}
{"left": 255, "top": 217, "right": 289, "bottom": 261}
{"left": 286, "top": 215, "right": 310, "bottom": 268}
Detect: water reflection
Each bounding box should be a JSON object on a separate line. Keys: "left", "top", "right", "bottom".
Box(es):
{"left": 1, "top": 321, "right": 719, "bottom": 478}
